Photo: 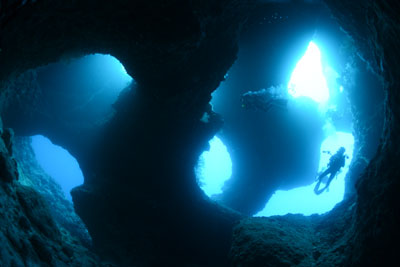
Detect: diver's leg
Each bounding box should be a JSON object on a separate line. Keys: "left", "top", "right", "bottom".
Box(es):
{"left": 325, "top": 171, "right": 338, "bottom": 188}
{"left": 314, "top": 179, "right": 325, "bottom": 195}
{"left": 315, "top": 168, "right": 336, "bottom": 194}
{"left": 317, "top": 168, "right": 331, "bottom": 182}
{"left": 314, "top": 168, "right": 330, "bottom": 194}
{"left": 322, "top": 171, "right": 338, "bottom": 192}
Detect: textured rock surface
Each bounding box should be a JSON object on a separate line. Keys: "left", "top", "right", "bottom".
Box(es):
{"left": 341, "top": 53, "right": 384, "bottom": 198}
{"left": 0, "top": 128, "right": 102, "bottom": 266}
{"left": 324, "top": 1, "right": 400, "bottom": 265}
{"left": 13, "top": 136, "right": 92, "bottom": 248}
{"left": 230, "top": 199, "right": 356, "bottom": 266}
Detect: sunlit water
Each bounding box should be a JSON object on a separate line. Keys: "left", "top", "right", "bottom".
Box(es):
{"left": 288, "top": 41, "right": 330, "bottom": 104}
{"left": 27, "top": 54, "right": 132, "bottom": 201}
{"left": 255, "top": 131, "right": 354, "bottom": 216}
{"left": 195, "top": 136, "right": 232, "bottom": 197}
{"left": 31, "top": 135, "right": 84, "bottom": 201}
{"left": 197, "top": 40, "right": 354, "bottom": 216}
{"left": 254, "top": 41, "right": 354, "bottom": 216}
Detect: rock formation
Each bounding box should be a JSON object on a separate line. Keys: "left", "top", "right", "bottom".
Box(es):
{"left": 13, "top": 136, "right": 92, "bottom": 249}
{"left": 0, "top": 126, "right": 101, "bottom": 266}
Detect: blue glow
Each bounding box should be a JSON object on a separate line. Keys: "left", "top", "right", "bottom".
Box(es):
{"left": 198, "top": 40, "right": 352, "bottom": 217}
{"left": 84, "top": 54, "right": 133, "bottom": 86}
{"left": 288, "top": 42, "right": 330, "bottom": 104}
{"left": 255, "top": 131, "right": 354, "bottom": 216}
{"left": 31, "top": 135, "right": 84, "bottom": 201}
{"left": 196, "top": 136, "right": 232, "bottom": 197}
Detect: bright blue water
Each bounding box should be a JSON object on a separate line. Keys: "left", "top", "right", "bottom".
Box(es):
{"left": 31, "top": 135, "right": 83, "bottom": 201}
{"left": 255, "top": 131, "right": 354, "bottom": 216}
{"left": 195, "top": 136, "right": 232, "bottom": 197}
{"left": 197, "top": 41, "right": 354, "bottom": 216}
{"left": 288, "top": 42, "right": 330, "bottom": 104}
{"left": 61, "top": 54, "right": 133, "bottom": 88}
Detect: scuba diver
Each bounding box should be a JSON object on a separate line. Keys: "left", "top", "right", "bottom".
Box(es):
{"left": 314, "top": 147, "right": 348, "bottom": 195}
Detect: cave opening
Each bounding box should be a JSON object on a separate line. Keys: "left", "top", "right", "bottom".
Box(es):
{"left": 1, "top": 53, "right": 135, "bottom": 250}
{"left": 255, "top": 40, "right": 355, "bottom": 216}
{"left": 195, "top": 3, "right": 383, "bottom": 218}
{"left": 197, "top": 39, "right": 355, "bottom": 215}
{"left": 3, "top": 52, "right": 134, "bottom": 197}
{"left": 195, "top": 136, "right": 232, "bottom": 197}
{"left": 30, "top": 134, "right": 84, "bottom": 202}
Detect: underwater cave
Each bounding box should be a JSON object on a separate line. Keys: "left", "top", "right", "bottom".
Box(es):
{"left": 0, "top": 0, "right": 398, "bottom": 266}
{"left": 197, "top": 13, "right": 383, "bottom": 218}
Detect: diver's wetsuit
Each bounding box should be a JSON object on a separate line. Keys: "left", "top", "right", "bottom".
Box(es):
{"left": 314, "top": 149, "right": 346, "bottom": 195}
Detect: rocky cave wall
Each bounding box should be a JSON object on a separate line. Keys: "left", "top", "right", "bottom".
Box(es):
{"left": 13, "top": 136, "right": 92, "bottom": 248}
{"left": 342, "top": 51, "right": 384, "bottom": 199}
{"left": 0, "top": 0, "right": 398, "bottom": 266}
{"left": 0, "top": 126, "right": 101, "bottom": 266}
{"left": 324, "top": 0, "right": 400, "bottom": 264}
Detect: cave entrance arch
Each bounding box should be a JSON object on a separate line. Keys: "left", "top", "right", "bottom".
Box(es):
{"left": 195, "top": 40, "right": 356, "bottom": 215}
{"left": 201, "top": 6, "right": 384, "bottom": 217}
{"left": 2, "top": 53, "right": 135, "bottom": 249}
{"left": 195, "top": 136, "right": 232, "bottom": 197}
{"left": 3, "top": 52, "right": 135, "bottom": 198}
{"left": 30, "top": 134, "right": 84, "bottom": 202}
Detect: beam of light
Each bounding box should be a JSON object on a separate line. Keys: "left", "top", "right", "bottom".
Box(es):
{"left": 31, "top": 135, "right": 84, "bottom": 201}
{"left": 195, "top": 136, "right": 232, "bottom": 197}
{"left": 255, "top": 131, "right": 354, "bottom": 217}
{"left": 288, "top": 42, "right": 330, "bottom": 104}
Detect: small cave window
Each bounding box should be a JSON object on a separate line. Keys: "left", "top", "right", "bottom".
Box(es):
{"left": 195, "top": 136, "right": 232, "bottom": 197}
{"left": 30, "top": 135, "right": 83, "bottom": 201}
{"left": 14, "top": 135, "right": 92, "bottom": 247}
